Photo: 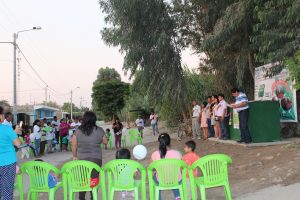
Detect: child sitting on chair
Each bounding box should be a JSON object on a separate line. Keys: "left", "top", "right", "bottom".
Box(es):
{"left": 35, "top": 159, "right": 58, "bottom": 188}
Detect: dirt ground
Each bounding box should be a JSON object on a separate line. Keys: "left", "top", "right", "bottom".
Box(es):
{"left": 15, "top": 125, "right": 300, "bottom": 200}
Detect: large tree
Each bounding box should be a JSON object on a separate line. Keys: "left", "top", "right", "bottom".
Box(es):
{"left": 99, "top": 0, "right": 187, "bottom": 109}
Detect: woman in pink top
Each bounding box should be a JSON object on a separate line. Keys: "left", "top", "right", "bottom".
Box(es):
{"left": 151, "top": 133, "right": 182, "bottom": 200}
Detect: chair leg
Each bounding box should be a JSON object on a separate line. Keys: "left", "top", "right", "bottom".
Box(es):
{"left": 27, "top": 191, "right": 31, "bottom": 200}
{"left": 155, "top": 188, "right": 160, "bottom": 200}
{"left": 134, "top": 188, "right": 139, "bottom": 200}
{"left": 108, "top": 188, "right": 114, "bottom": 200}
{"left": 200, "top": 186, "right": 206, "bottom": 200}
{"left": 32, "top": 192, "right": 38, "bottom": 200}
{"left": 92, "top": 188, "right": 98, "bottom": 200}
{"left": 224, "top": 184, "right": 232, "bottom": 200}
{"left": 49, "top": 190, "right": 55, "bottom": 200}
{"left": 179, "top": 187, "right": 184, "bottom": 200}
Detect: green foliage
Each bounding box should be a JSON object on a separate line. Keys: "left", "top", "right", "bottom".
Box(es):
{"left": 62, "top": 103, "right": 79, "bottom": 113}
{"left": 285, "top": 51, "right": 300, "bottom": 90}
{"left": 99, "top": 0, "right": 186, "bottom": 108}
{"left": 92, "top": 67, "right": 129, "bottom": 120}
{"left": 42, "top": 101, "right": 61, "bottom": 109}
{"left": 92, "top": 80, "right": 129, "bottom": 120}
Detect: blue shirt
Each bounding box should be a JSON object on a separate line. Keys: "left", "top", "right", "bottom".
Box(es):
{"left": 235, "top": 92, "right": 249, "bottom": 112}
{"left": 0, "top": 124, "right": 18, "bottom": 166}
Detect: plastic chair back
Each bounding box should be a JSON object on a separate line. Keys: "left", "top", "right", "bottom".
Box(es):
{"left": 61, "top": 160, "right": 102, "bottom": 190}
{"left": 148, "top": 159, "right": 187, "bottom": 188}
{"left": 192, "top": 154, "right": 232, "bottom": 187}
{"left": 104, "top": 159, "right": 145, "bottom": 189}
{"left": 21, "top": 161, "right": 60, "bottom": 191}
{"left": 129, "top": 129, "right": 142, "bottom": 146}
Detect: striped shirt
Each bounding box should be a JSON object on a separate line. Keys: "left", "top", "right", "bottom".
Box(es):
{"left": 235, "top": 92, "right": 249, "bottom": 112}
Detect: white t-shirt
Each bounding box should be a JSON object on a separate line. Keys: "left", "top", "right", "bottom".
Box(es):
{"left": 51, "top": 120, "right": 60, "bottom": 132}
{"left": 71, "top": 122, "right": 81, "bottom": 132}
{"left": 2, "top": 119, "right": 12, "bottom": 127}
{"left": 192, "top": 105, "right": 201, "bottom": 118}
{"left": 33, "top": 125, "right": 42, "bottom": 140}
{"left": 150, "top": 114, "right": 158, "bottom": 125}
{"left": 217, "top": 100, "right": 228, "bottom": 117}
{"left": 135, "top": 118, "right": 144, "bottom": 127}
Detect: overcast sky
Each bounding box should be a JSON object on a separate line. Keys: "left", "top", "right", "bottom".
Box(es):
{"left": 0, "top": 0, "right": 199, "bottom": 108}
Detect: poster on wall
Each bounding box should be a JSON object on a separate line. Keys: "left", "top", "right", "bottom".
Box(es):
{"left": 255, "top": 63, "right": 298, "bottom": 122}
{"left": 232, "top": 110, "right": 240, "bottom": 129}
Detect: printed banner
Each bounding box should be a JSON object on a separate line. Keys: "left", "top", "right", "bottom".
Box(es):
{"left": 255, "top": 63, "right": 297, "bottom": 122}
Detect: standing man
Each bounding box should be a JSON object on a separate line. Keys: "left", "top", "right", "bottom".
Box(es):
{"left": 191, "top": 101, "right": 201, "bottom": 140}
{"left": 149, "top": 112, "right": 159, "bottom": 136}
{"left": 51, "top": 116, "right": 60, "bottom": 145}
{"left": 206, "top": 96, "right": 215, "bottom": 137}
{"left": 2, "top": 112, "right": 13, "bottom": 127}
{"left": 217, "top": 94, "right": 229, "bottom": 140}
{"left": 231, "top": 88, "right": 252, "bottom": 143}
{"left": 135, "top": 116, "right": 145, "bottom": 138}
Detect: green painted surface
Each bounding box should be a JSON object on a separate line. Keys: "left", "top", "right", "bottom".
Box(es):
{"left": 229, "top": 101, "right": 281, "bottom": 142}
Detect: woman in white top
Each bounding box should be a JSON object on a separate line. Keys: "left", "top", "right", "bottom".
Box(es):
{"left": 32, "top": 119, "right": 42, "bottom": 156}
{"left": 212, "top": 95, "right": 221, "bottom": 139}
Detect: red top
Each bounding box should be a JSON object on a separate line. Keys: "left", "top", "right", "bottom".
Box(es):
{"left": 59, "top": 122, "right": 70, "bottom": 137}
{"left": 182, "top": 152, "right": 200, "bottom": 177}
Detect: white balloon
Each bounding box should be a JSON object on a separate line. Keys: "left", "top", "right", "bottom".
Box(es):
{"left": 133, "top": 145, "right": 147, "bottom": 160}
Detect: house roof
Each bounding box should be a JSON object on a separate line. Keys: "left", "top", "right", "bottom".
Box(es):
{"left": 34, "top": 105, "right": 59, "bottom": 111}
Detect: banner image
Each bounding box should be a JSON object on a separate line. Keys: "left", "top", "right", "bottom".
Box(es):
{"left": 255, "top": 63, "right": 297, "bottom": 122}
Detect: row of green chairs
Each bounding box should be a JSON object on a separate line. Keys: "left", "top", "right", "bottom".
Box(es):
{"left": 104, "top": 129, "right": 143, "bottom": 149}
{"left": 16, "top": 154, "right": 232, "bottom": 200}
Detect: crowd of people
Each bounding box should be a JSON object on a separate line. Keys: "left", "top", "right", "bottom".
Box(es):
{"left": 191, "top": 88, "right": 252, "bottom": 144}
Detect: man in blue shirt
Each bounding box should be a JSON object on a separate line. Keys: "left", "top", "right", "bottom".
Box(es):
{"left": 0, "top": 106, "right": 21, "bottom": 200}
{"left": 231, "top": 88, "right": 252, "bottom": 143}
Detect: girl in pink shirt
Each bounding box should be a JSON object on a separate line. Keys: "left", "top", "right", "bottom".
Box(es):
{"left": 151, "top": 133, "right": 182, "bottom": 200}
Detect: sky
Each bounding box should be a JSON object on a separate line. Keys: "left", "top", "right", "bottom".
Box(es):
{"left": 0, "top": 0, "right": 199, "bottom": 108}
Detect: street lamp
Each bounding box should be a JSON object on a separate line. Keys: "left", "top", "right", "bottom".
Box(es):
{"left": 11, "top": 27, "right": 41, "bottom": 124}
{"left": 70, "top": 86, "right": 80, "bottom": 120}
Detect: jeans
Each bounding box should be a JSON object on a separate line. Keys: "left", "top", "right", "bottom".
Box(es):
{"left": 0, "top": 162, "right": 16, "bottom": 200}
{"left": 207, "top": 118, "right": 215, "bottom": 137}
{"left": 151, "top": 123, "right": 159, "bottom": 135}
{"left": 153, "top": 174, "right": 181, "bottom": 200}
{"left": 238, "top": 109, "right": 252, "bottom": 142}
{"left": 114, "top": 134, "right": 122, "bottom": 148}
{"left": 192, "top": 117, "right": 200, "bottom": 138}
{"left": 35, "top": 139, "right": 41, "bottom": 155}
{"left": 218, "top": 116, "right": 229, "bottom": 139}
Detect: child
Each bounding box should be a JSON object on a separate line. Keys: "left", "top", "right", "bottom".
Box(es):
{"left": 104, "top": 128, "right": 111, "bottom": 149}
{"left": 200, "top": 102, "right": 209, "bottom": 140}
{"left": 35, "top": 159, "right": 57, "bottom": 188}
{"left": 44, "top": 122, "right": 54, "bottom": 153}
{"left": 116, "top": 148, "right": 135, "bottom": 199}
{"left": 182, "top": 141, "right": 200, "bottom": 200}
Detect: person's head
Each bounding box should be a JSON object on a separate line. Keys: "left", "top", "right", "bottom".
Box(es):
{"left": 33, "top": 119, "right": 41, "bottom": 126}
{"left": 106, "top": 128, "right": 110, "bottom": 133}
{"left": 231, "top": 88, "right": 240, "bottom": 97}
{"left": 158, "top": 133, "right": 171, "bottom": 158}
{"left": 212, "top": 95, "right": 218, "bottom": 103}
{"left": 202, "top": 101, "right": 208, "bottom": 108}
{"left": 5, "top": 112, "right": 13, "bottom": 122}
{"left": 218, "top": 94, "right": 225, "bottom": 101}
{"left": 47, "top": 121, "right": 51, "bottom": 126}
{"left": 184, "top": 140, "right": 196, "bottom": 153}
{"left": 0, "top": 106, "right": 3, "bottom": 115}
{"left": 79, "top": 111, "right": 97, "bottom": 136}
{"left": 192, "top": 101, "right": 198, "bottom": 106}
{"left": 207, "top": 96, "right": 212, "bottom": 103}
{"left": 74, "top": 116, "right": 80, "bottom": 123}
{"left": 275, "top": 85, "right": 285, "bottom": 99}
{"left": 60, "top": 118, "right": 65, "bottom": 123}
{"left": 53, "top": 116, "right": 57, "bottom": 121}
{"left": 116, "top": 148, "right": 131, "bottom": 159}
{"left": 115, "top": 118, "right": 119, "bottom": 123}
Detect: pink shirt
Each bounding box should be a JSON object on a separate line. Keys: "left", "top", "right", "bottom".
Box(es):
{"left": 151, "top": 149, "right": 182, "bottom": 180}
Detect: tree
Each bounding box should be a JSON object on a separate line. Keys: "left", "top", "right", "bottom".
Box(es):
{"left": 99, "top": 0, "right": 187, "bottom": 109}
{"left": 0, "top": 100, "right": 11, "bottom": 112}
{"left": 95, "top": 67, "right": 121, "bottom": 83}
{"left": 62, "top": 103, "right": 80, "bottom": 113}
{"left": 92, "top": 80, "right": 129, "bottom": 119}
{"left": 285, "top": 51, "right": 300, "bottom": 90}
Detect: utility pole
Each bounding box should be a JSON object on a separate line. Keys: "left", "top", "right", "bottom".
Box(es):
{"left": 79, "top": 96, "right": 84, "bottom": 108}
{"left": 70, "top": 90, "right": 73, "bottom": 120}
{"left": 13, "top": 33, "right": 17, "bottom": 124}
{"left": 45, "top": 86, "right": 48, "bottom": 105}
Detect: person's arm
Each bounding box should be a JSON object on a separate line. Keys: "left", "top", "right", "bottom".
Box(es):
{"left": 71, "top": 134, "right": 77, "bottom": 160}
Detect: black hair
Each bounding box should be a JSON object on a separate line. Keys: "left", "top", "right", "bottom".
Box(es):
{"left": 47, "top": 121, "right": 51, "bottom": 125}
{"left": 213, "top": 95, "right": 218, "bottom": 99}
{"left": 231, "top": 88, "right": 240, "bottom": 93}
{"left": 35, "top": 159, "right": 44, "bottom": 162}
{"left": 203, "top": 101, "right": 208, "bottom": 107}
{"left": 0, "top": 106, "right": 3, "bottom": 114}
{"left": 116, "top": 148, "right": 131, "bottom": 159}
{"left": 106, "top": 128, "right": 110, "bottom": 132}
{"left": 53, "top": 116, "right": 57, "bottom": 119}
{"left": 33, "top": 119, "right": 41, "bottom": 126}
{"left": 185, "top": 140, "right": 196, "bottom": 152}
{"left": 218, "top": 93, "right": 225, "bottom": 98}
{"left": 158, "top": 133, "right": 171, "bottom": 158}
{"left": 43, "top": 118, "right": 47, "bottom": 121}
{"left": 79, "top": 111, "right": 97, "bottom": 136}
{"left": 60, "top": 119, "right": 64, "bottom": 123}
{"left": 5, "top": 112, "right": 13, "bottom": 119}
{"left": 207, "top": 96, "right": 212, "bottom": 99}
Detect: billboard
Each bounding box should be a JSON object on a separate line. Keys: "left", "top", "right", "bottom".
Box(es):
{"left": 255, "top": 63, "right": 297, "bottom": 122}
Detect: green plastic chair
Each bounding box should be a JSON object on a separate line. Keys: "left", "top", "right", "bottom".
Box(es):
{"left": 108, "top": 134, "right": 113, "bottom": 149}
{"left": 104, "top": 159, "right": 146, "bottom": 200}
{"left": 61, "top": 160, "right": 106, "bottom": 200}
{"left": 121, "top": 134, "right": 127, "bottom": 147}
{"left": 14, "top": 173, "right": 24, "bottom": 200}
{"left": 147, "top": 159, "right": 188, "bottom": 200}
{"left": 21, "top": 161, "right": 62, "bottom": 200}
{"left": 129, "top": 130, "right": 142, "bottom": 147}
{"left": 189, "top": 154, "right": 233, "bottom": 200}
